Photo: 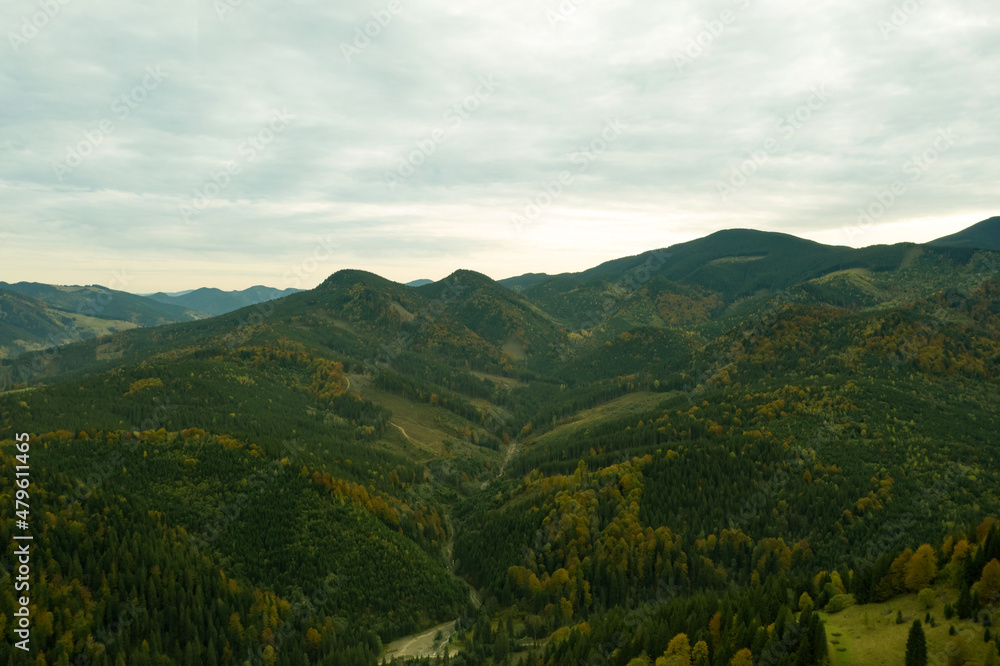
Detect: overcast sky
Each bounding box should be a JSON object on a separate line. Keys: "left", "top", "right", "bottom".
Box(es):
{"left": 1, "top": 0, "right": 997, "bottom": 292}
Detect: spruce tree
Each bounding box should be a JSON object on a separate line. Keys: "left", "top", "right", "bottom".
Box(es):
{"left": 957, "top": 585, "right": 973, "bottom": 619}
{"left": 906, "top": 620, "right": 927, "bottom": 666}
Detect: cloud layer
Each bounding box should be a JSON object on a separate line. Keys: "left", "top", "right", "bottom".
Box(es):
{"left": 1, "top": 0, "right": 997, "bottom": 291}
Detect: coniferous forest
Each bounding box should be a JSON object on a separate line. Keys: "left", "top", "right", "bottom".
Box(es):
{"left": 2, "top": 223, "right": 1000, "bottom": 665}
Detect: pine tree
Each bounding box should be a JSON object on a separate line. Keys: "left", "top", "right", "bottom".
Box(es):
{"left": 906, "top": 620, "right": 927, "bottom": 666}
{"left": 984, "top": 641, "right": 998, "bottom": 666}
{"left": 957, "top": 585, "right": 973, "bottom": 619}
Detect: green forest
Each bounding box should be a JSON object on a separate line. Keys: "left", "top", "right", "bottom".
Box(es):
{"left": 1, "top": 227, "right": 999, "bottom": 665}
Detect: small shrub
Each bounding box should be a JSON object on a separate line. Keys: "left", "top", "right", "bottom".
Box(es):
{"left": 824, "top": 594, "right": 856, "bottom": 614}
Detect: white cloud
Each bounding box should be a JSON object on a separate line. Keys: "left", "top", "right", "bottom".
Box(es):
{"left": 0, "top": 0, "right": 997, "bottom": 290}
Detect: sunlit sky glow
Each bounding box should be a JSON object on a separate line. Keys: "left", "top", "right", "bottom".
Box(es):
{"left": 1, "top": 0, "right": 997, "bottom": 292}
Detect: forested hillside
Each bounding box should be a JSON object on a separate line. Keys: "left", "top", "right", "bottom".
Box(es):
{"left": 1, "top": 221, "right": 999, "bottom": 665}
{"left": 0, "top": 283, "right": 204, "bottom": 362}
{"left": 0, "top": 289, "right": 142, "bottom": 360}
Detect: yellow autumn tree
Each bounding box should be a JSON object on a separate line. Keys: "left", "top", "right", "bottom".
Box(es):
{"left": 887, "top": 548, "right": 914, "bottom": 594}
{"left": 709, "top": 611, "right": 723, "bottom": 643}
{"left": 229, "top": 612, "right": 244, "bottom": 637}
{"left": 657, "top": 633, "right": 691, "bottom": 666}
{"left": 905, "top": 544, "right": 938, "bottom": 591}
{"left": 950, "top": 539, "right": 971, "bottom": 581}
{"left": 692, "top": 640, "right": 709, "bottom": 665}
{"left": 980, "top": 558, "right": 1000, "bottom": 606}
{"left": 731, "top": 648, "right": 754, "bottom": 666}
{"left": 977, "top": 517, "right": 998, "bottom": 543}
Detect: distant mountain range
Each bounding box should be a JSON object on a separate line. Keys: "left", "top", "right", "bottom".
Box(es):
{"left": 0, "top": 281, "right": 201, "bottom": 326}
{"left": 145, "top": 286, "right": 302, "bottom": 316}
{"left": 0, "top": 283, "right": 300, "bottom": 359}
{"left": 0, "top": 216, "right": 995, "bottom": 361}
{"left": 144, "top": 289, "right": 196, "bottom": 297}
{"left": 0, "top": 282, "right": 204, "bottom": 359}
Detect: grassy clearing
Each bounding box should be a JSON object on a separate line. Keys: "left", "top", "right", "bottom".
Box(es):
{"left": 707, "top": 254, "right": 767, "bottom": 265}
{"left": 60, "top": 311, "right": 140, "bottom": 335}
{"left": 470, "top": 370, "right": 527, "bottom": 389}
{"left": 527, "top": 391, "right": 670, "bottom": 448}
{"left": 383, "top": 620, "right": 460, "bottom": 661}
{"left": 0, "top": 387, "right": 37, "bottom": 396}
{"left": 369, "top": 389, "right": 455, "bottom": 455}
{"left": 351, "top": 376, "right": 499, "bottom": 460}
{"left": 820, "top": 585, "right": 996, "bottom": 665}
{"left": 815, "top": 267, "right": 873, "bottom": 282}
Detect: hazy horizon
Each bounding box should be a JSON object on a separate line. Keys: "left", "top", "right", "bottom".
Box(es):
{"left": 1, "top": 215, "right": 994, "bottom": 293}
{"left": 2, "top": 0, "right": 997, "bottom": 292}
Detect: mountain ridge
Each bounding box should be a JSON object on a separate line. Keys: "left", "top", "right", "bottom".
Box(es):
{"left": 1, "top": 216, "right": 999, "bottom": 666}
{"left": 145, "top": 284, "right": 302, "bottom": 316}
{"left": 928, "top": 215, "right": 1000, "bottom": 251}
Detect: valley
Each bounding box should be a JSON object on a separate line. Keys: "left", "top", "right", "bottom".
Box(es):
{"left": 1, "top": 219, "right": 999, "bottom": 665}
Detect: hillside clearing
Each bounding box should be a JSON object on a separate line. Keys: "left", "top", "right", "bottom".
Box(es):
{"left": 820, "top": 586, "right": 995, "bottom": 665}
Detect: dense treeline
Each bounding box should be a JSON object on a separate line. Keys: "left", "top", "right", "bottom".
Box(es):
{"left": 0, "top": 243, "right": 998, "bottom": 665}
{"left": 0, "top": 427, "right": 470, "bottom": 664}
